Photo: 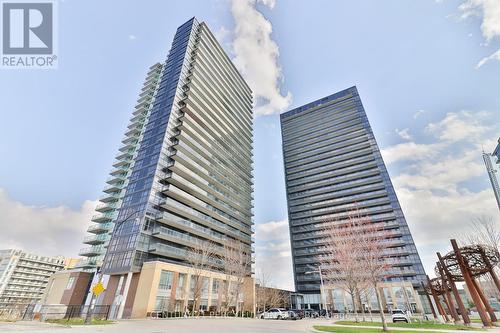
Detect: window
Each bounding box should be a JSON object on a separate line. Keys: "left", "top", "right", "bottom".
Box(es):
{"left": 212, "top": 279, "right": 220, "bottom": 295}
{"left": 158, "top": 270, "right": 173, "bottom": 291}
{"left": 66, "top": 277, "right": 75, "bottom": 290}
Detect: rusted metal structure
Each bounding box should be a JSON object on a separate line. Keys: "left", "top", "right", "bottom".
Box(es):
{"left": 437, "top": 252, "right": 470, "bottom": 325}
{"left": 421, "top": 281, "right": 437, "bottom": 319}
{"left": 423, "top": 240, "right": 500, "bottom": 327}
{"left": 424, "top": 275, "right": 451, "bottom": 322}
{"left": 442, "top": 240, "right": 499, "bottom": 327}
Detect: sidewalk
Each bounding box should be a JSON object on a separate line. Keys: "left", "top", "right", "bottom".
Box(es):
{"left": 312, "top": 322, "right": 500, "bottom": 333}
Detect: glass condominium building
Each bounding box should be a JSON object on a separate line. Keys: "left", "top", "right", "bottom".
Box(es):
{"left": 80, "top": 17, "right": 253, "bottom": 282}
{"left": 280, "top": 86, "right": 426, "bottom": 302}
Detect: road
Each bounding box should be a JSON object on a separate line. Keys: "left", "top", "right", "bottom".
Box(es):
{"left": 0, "top": 318, "right": 325, "bottom": 333}
{"left": 1, "top": 318, "right": 497, "bottom": 333}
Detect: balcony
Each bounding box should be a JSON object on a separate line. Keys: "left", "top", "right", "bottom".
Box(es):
{"left": 148, "top": 243, "right": 223, "bottom": 267}
{"left": 112, "top": 158, "right": 132, "bottom": 168}
{"left": 76, "top": 258, "right": 98, "bottom": 269}
{"left": 99, "top": 192, "right": 121, "bottom": 203}
{"left": 95, "top": 202, "right": 117, "bottom": 213}
{"left": 79, "top": 246, "right": 104, "bottom": 257}
{"left": 91, "top": 212, "right": 115, "bottom": 223}
{"left": 130, "top": 112, "right": 147, "bottom": 124}
{"left": 87, "top": 222, "right": 113, "bottom": 234}
{"left": 83, "top": 234, "right": 108, "bottom": 245}
{"left": 103, "top": 183, "right": 123, "bottom": 194}
{"left": 119, "top": 140, "right": 136, "bottom": 152}
{"left": 141, "top": 79, "right": 157, "bottom": 91}
{"left": 116, "top": 149, "right": 134, "bottom": 161}
{"left": 106, "top": 173, "right": 127, "bottom": 185}
{"left": 110, "top": 165, "right": 130, "bottom": 176}
{"left": 137, "top": 93, "right": 152, "bottom": 104}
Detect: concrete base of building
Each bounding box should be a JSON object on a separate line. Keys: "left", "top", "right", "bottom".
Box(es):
{"left": 297, "top": 281, "right": 425, "bottom": 313}
{"left": 40, "top": 270, "right": 93, "bottom": 306}
{"left": 97, "top": 261, "right": 255, "bottom": 319}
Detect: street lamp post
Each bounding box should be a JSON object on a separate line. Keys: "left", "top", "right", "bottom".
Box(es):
{"left": 84, "top": 210, "right": 140, "bottom": 324}
{"left": 305, "top": 266, "right": 327, "bottom": 315}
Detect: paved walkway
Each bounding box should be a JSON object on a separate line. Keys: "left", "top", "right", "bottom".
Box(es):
{"left": 317, "top": 322, "right": 492, "bottom": 333}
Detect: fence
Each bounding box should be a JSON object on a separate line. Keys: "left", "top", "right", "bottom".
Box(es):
{"left": 0, "top": 303, "right": 32, "bottom": 321}
{"left": 0, "top": 303, "right": 110, "bottom": 322}
{"left": 147, "top": 310, "right": 255, "bottom": 319}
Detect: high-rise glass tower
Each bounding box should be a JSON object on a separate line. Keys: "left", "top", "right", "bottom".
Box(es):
{"left": 280, "top": 86, "right": 426, "bottom": 300}
{"left": 483, "top": 150, "right": 500, "bottom": 211}
{"left": 78, "top": 63, "right": 164, "bottom": 270}
{"left": 79, "top": 17, "right": 253, "bottom": 284}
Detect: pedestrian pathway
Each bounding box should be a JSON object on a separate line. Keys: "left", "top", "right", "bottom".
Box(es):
{"left": 312, "top": 322, "right": 500, "bottom": 333}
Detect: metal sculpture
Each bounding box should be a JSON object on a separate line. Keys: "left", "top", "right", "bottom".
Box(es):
{"left": 423, "top": 240, "right": 500, "bottom": 327}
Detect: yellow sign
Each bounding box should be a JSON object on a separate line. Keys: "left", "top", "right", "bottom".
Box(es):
{"left": 92, "top": 282, "right": 105, "bottom": 296}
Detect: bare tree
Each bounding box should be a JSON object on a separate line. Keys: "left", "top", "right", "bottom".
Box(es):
{"left": 321, "top": 212, "right": 368, "bottom": 322}
{"left": 322, "top": 208, "right": 391, "bottom": 330}
{"left": 357, "top": 219, "right": 391, "bottom": 332}
{"left": 186, "top": 240, "right": 218, "bottom": 314}
{"left": 462, "top": 216, "right": 500, "bottom": 260}
{"left": 267, "top": 287, "right": 289, "bottom": 309}
{"left": 255, "top": 269, "right": 289, "bottom": 314}
{"left": 255, "top": 269, "right": 272, "bottom": 314}
{"left": 222, "top": 238, "right": 252, "bottom": 315}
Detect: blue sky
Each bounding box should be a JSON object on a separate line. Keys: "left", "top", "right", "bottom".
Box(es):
{"left": 0, "top": 0, "right": 499, "bottom": 290}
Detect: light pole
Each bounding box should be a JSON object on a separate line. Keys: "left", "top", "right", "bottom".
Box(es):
{"left": 84, "top": 210, "right": 140, "bottom": 324}
{"left": 305, "top": 266, "right": 327, "bottom": 314}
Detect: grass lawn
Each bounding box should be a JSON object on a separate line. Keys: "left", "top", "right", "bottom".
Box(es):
{"left": 46, "top": 318, "right": 114, "bottom": 326}
{"left": 314, "top": 326, "right": 445, "bottom": 333}
{"left": 334, "top": 320, "right": 484, "bottom": 331}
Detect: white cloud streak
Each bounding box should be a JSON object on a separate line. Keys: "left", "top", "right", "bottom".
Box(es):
{"left": 395, "top": 128, "right": 413, "bottom": 141}
{"left": 413, "top": 109, "right": 426, "bottom": 119}
{"left": 457, "top": 0, "right": 500, "bottom": 67}
{"left": 476, "top": 48, "right": 500, "bottom": 68}
{"left": 229, "top": 0, "right": 292, "bottom": 116}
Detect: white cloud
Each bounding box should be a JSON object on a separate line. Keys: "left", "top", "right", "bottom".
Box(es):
{"left": 392, "top": 150, "right": 485, "bottom": 192}
{"left": 459, "top": 0, "right": 500, "bottom": 41}
{"left": 255, "top": 219, "right": 294, "bottom": 290}
{"left": 425, "top": 110, "right": 491, "bottom": 142}
{"left": 229, "top": 0, "right": 292, "bottom": 116}
{"left": 413, "top": 109, "right": 426, "bottom": 119}
{"left": 476, "top": 48, "right": 500, "bottom": 68}
{"left": 381, "top": 142, "right": 444, "bottom": 164}
{"left": 128, "top": 34, "right": 137, "bottom": 40}
{"left": 214, "top": 26, "right": 230, "bottom": 42}
{"left": 395, "top": 128, "right": 413, "bottom": 141}
{"left": 381, "top": 110, "right": 499, "bottom": 277}
{"left": 456, "top": 0, "right": 500, "bottom": 67}
{"left": 0, "top": 188, "right": 96, "bottom": 258}
{"left": 397, "top": 188, "right": 498, "bottom": 276}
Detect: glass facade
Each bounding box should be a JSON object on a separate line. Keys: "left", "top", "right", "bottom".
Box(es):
{"left": 79, "top": 63, "right": 163, "bottom": 270}
{"left": 96, "top": 17, "right": 253, "bottom": 276}
{"left": 280, "top": 86, "right": 426, "bottom": 296}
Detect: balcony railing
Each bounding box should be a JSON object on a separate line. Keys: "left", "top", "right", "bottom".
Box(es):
{"left": 83, "top": 234, "right": 108, "bottom": 245}
{"left": 79, "top": 246, "right": 105, "bottom": 257}
{"left": 95, "top": 202, "right": 118, "bottom": 213}
{"left": 87, "top": 222, "right": 113, "bottom": 234}
{"left": 91, "top": 212, "right": 116, "bottom": 223}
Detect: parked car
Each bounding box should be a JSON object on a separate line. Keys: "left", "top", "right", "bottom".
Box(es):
{"left": 391, "top": 309, "right": 410, "bottom": 323}
{"left": 259, "top": 308, "right": 290, "bottom": 320}
{"left": 304, "top": 309, "right": 319, "bottom": 318}
{"left": 290, "top": 309, "right": 305, "bottom": 319}
{"left": 287, "top": 310, "right": 300, "bottom": 320}
{"left": 319, "top": 309, "right": 331, "bottom": 317}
